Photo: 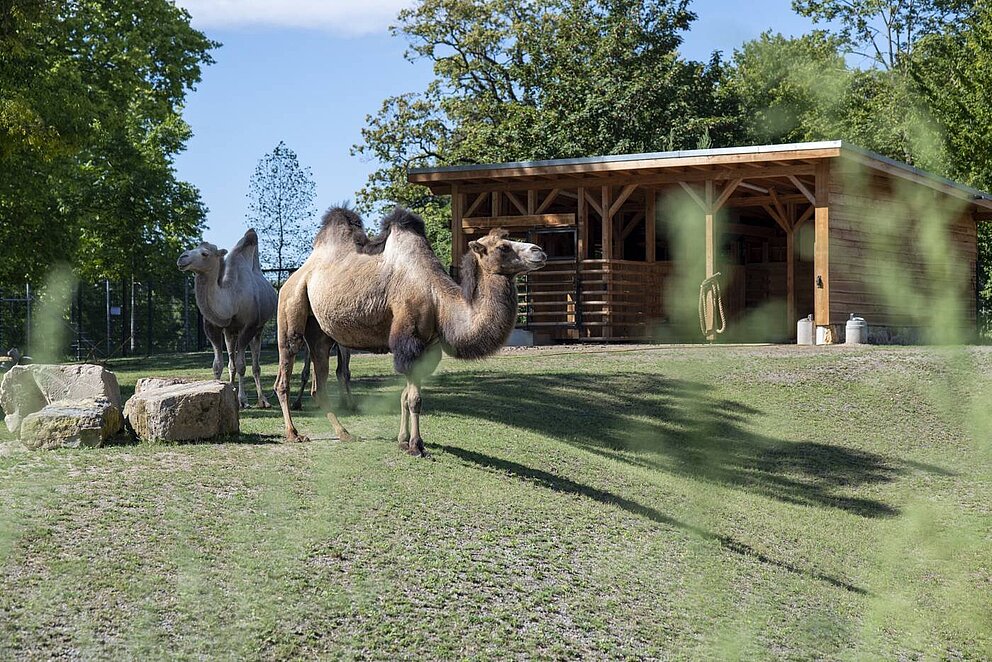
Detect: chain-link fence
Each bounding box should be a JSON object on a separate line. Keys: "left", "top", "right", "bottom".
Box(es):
{"left": 0, "top": 269, "right": 294, "bottom": 361}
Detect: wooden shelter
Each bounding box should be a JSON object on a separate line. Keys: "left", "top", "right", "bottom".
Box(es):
{"left": 409, "top": 141, "right": 992, "bottom": 343}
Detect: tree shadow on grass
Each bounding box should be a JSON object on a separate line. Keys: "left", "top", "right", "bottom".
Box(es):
{"left": 427, "top": 371, "right": 948, "bottom": 519}
{"left": 437, "top": 443, "right": 868, "bottom": 595}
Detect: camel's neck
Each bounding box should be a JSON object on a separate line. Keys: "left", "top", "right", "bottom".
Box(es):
{"left": 438, "top": 263, "right": 518, "bottom": 359}
{"left": 193, "top": 264, "right": 234, "bottom": 326}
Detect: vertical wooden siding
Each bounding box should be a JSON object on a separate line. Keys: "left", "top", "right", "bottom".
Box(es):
{"left": 827, "top": 161, "right": 977, "bottom": 328}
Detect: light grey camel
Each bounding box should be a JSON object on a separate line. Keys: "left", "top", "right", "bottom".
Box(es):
{"left": 274, "top": 207, "right": 546, "bottom": 455}
{"left": 178, "top": 229, "right": 278, "bottom": 408}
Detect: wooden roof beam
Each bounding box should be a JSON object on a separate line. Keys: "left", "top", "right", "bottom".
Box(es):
{"left": 505, "top": 191, "right": 527, "bottom": 215}
{"left": 679, "top": 182, "right": 707, "bottom": 212}
{"left": 768, "top": 188, "right": 789, "bottom": 229}
{"left": 584, "top": 189, "right": 604, "bottom": 217}
{"left": 536, "top": 188, "right": 561, "bottom": 214}
{"left": 444, "top": 163, "right": 818, "bottom": 195}
{"left": 712, "top": 178, "right": 743, "bottom": 212}
{"left": 609, "top": 184, "right": 639, "bottom": 217}
{"left": 762, "top": 204, "right": 791, "bottom": 233}
{"left": 465, "top": 192, "right": 487, "bottom": 218}
{"left": 788, "top": 175, "right": 816, "bottom": 205}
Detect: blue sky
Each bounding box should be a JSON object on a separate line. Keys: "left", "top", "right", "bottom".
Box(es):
{"left": 173, "top": 0, "right": 819, "bottom": 251}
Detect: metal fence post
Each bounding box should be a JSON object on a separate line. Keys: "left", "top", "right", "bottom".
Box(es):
{"left": 105, "top": 279, "right": 111, "bottom": 357}
{"left": 25, "top": 283, "right": 31, "bottom": 351}
{"left": 146, "top": 283, "right": 152, "bottom": 356}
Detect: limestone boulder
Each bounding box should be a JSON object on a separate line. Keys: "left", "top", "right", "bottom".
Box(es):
{"left": 134, "top": 376, "right": 194, "bottom": 396}
{"left": 20, "top": 398, "right": 123, "bottom": 450}
{"left": 0, "top": 366, "right": 47, "bottom": 434}
{"left": 30, "top": 364, "right": 122, "bottom": 409}
{"left": 0, "top": 364, "right": 121, "bottom": 436}
{"left": 124, "top": 380, "right": 239, "bottom": 442}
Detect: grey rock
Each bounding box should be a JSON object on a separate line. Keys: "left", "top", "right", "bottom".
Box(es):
{"left": 20, "top": 398, "right": 123, "bottom": 450}
{"left": 134, "top": 376, "right": 194, "bottom": 396}
{"left": 124, "top": 380, "right": 239, "bottom": 441}
{"left": 0, "top": 364, "right": 122, "bottom": 436}
{"left": 0, "top": 366, "right": 46, "bottom": 434}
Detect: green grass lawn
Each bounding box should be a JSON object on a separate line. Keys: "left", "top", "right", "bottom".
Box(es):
{"left": 1, "top": 345, "right": 990, "bottom": 659}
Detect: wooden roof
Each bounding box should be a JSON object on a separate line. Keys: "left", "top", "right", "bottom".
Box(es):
{"left": 408, "top": 140, "right": 992, "bottom": 211}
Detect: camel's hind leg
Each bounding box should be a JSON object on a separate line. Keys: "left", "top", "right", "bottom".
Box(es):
{"left": 249, "top": 334, "right": 271, "bottom": 409}
{"left": 335, "top": 345, "right": 355, "bottom": 411}
{"left": 291, "top": 348, "right": 310, "bottom": 411}
{"left": 305, "top": 319, "right": 332, "bottom": 410}
{"left": 224, "top": 329, "right": 249, "bottom": 408}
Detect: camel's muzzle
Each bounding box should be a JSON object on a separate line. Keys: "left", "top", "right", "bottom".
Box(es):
{"left": 176, "top": 255, "right": 192, "bottom": 271}
{"left": 524, "top": 248, "right": 547, "bottom": 270}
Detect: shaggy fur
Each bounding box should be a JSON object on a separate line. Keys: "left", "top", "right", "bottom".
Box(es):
{"left": 361, "top": 207, "right": 428, "bottom": 255}
{"left": 314, "top": 206, "right": 366, "bottom": 248}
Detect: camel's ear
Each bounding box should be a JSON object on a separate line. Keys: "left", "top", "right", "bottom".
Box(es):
{"left": 488, "top": 228, "right": 509, "bottom": 240}
{"left": 217, "top": 249, "right": 228, "bottom": 257}
{"left": 469, "top": 240, "right": 487, "bottom": 256}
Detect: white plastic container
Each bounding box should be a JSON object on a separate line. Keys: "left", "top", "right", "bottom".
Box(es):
{"left": 797, "top": 315, "right": 814, "bottom": 345}
{"left": 845, "top": 314, "right": 868, "bottom": 344}
{"left": 815, "top": 326, "right": 830, "bottom": 345}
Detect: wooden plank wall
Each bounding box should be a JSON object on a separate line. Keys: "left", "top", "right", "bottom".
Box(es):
{"left": 827, "top": 161, "right": 977, "bottom": 328}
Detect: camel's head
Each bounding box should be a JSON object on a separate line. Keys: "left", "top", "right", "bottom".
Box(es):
{"left": 177, "top": 242, "right": 227, "bottom": 273}
{"left": 468, "top": 228, "right": 547, "bottom": 276}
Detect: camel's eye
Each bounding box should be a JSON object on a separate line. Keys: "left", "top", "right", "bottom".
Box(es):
{"left": 499, "top": 244, "right": 511, "bottom": 253}
{"left": 200, "top": 251, "right": 208, "bottom": 256}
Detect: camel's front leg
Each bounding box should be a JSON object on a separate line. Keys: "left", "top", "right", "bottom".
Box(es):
{"left": 204, "top": 321, "right": 225, "bottom": 379}
{"left": 397, "top": 383, "right": 410, "bottom": 449}
{"left": 250, "top": 334, "right": 271, "bottom": 409}
{"left": 404, "top": 379, "right": 426, "bottom": 457}
{"left": 224, "top": 330, "right": 249, "bottom": 409}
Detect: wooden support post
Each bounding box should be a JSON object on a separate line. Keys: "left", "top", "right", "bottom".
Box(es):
{"left": 602, "top": 185, "right": 613, "bottom": 339}
{"left": 814, "top": 161, "right": 830, "bottom": 331}
{"left": 527, "top": 190, "right": 537, "bottom": 214}
{"left": 704, "top": 180, "right": 715, "bottom": 341}
{"left": 787, "top": 223, "right": 796, "bottom": 335}
{"left": 601, "top": 185, "right": 612, "bottom": 260}
{"left": 491, "top": 191, "right": 502, "bottom": 217}
{"left": 646, "top": 187, "right": 656, "bottom": 263}
{"left": 577, "top": 187, "right": 588, "bottom": 260}
{"left": 451, "top": 184, "right": 464, "bottom": 273}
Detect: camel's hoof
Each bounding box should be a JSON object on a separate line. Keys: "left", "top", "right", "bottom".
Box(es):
{"left": 339, "top": 432, "right": 358, "bottom": 443}
{"left": 397, "top": 434, "right": 410, "bottom": 450}
{"left": 257, "top": 400, "right": 272, "bottom": 410}
{"left": 286, "top": 433, "right": 310, "bottom": 443}
{"left": 405, "top": 440, "right": 428, "bottom": 458}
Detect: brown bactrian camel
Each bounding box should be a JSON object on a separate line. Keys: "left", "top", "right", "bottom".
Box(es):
{"left": 178, "top": 229, "right": 278, "bottom": 408}
{"left": 281, "top": 207, "right": 368, "bottom": 412}
{"left": 274, "top": 207, "right": 547, "bottom": 455}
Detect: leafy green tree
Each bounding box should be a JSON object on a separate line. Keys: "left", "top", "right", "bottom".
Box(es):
{"left": 723, "top": 30, "right": 942, "bottom": 168}
{"left": 792, "top": 0, "right": 970, "bottom": 69}
{"left": 0, "top": 0, "right": 215, "bottom": 288}
{"left": 246, "top": 142, "right": 318, "bottom": 279}
{"left": 353, "top": 0, "right": 740, "bottom": 262}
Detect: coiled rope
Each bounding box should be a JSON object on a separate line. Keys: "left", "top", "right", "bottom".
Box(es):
{"left": 698, "top": 272, "right": 726, "bottom": 338}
